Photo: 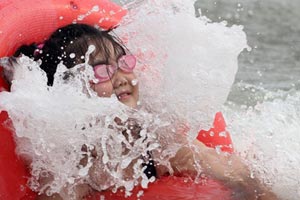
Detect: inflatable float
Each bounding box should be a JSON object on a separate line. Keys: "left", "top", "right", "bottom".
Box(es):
{"left": 0, "top": 0, "right": 234, "bottom": 199}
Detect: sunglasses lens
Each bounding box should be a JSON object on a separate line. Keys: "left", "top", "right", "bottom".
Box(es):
{"left": 118, "top": 55, "right": 136, "bottom": 73}
{"left": 94, "top": 65, "right": 114, "bottom": 83}
{"left": 93, "top": 55, "right": 136, "bottom": 83}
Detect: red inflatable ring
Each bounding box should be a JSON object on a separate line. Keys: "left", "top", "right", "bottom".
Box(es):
{"left": 0, "top": 0, "right": 126, "bottom": 199}
{"left": 0, "top": 0, "right": 127, "bottom": 58}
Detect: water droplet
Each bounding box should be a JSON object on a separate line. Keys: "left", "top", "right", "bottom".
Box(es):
{"left": 89, "top": 79, "right": 98, "bottom": 85}
{"left": 92, "top": 5, "right": 100, "bottom": 12}
{"left": 20, "top": 185, "right": 25, "bottom": 191}
{"left": 250, "top": 171, "right": 255, "bottom": 179}
{"left": 219, "top": 131, "right": 227, "bottom": 137}
{"left": 69, "top": 53, "right": 75, "bottom": 59}
{"left": 67, "top": 177, "right": 75, "bottom": 184}
{"left": 77, "top": 15, "right": 84, "bottom": 21}
{"left": 70, "top": 1, "right": 78, "bottom": 10}
{"left": 121, "top": 158, "right": 132, "bottom": 169}
{"left": 141, "top": 177, "right": 149, "bottom": 188}
{"left": 215, "top": 145, "right": 222, "bottom": 154}
{"left": 131, "top": 79, "right": 138, "bottom": 86}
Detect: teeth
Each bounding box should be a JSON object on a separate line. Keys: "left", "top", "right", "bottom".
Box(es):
{"left": 118, "top": 93, "right": 130, "bottom": 99}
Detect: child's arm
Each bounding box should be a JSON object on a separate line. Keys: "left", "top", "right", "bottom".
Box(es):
{"left": 168, "top": 140, "right": 278, "bottom": 200}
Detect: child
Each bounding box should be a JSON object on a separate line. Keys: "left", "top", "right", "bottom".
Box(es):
{"left": 14, "top": 23, "right": 278, "bottom": 200}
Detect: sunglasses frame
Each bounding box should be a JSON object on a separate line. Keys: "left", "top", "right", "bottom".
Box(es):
{"left": 93, "top": 54, "right": 136, "bottom": 83}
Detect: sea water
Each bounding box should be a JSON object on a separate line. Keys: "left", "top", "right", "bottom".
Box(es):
{"left": 191, "top": 0, "right": 300, "bottom": 199}
{"left": 1, "top": 0, "right": 298, "bottom": 199}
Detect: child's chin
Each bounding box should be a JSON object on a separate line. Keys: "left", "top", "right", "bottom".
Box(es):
{"left": 122, "top": 100, "right": 137, "bottom": 109}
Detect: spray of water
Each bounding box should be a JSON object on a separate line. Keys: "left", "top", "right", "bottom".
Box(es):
{"left": 0, "top": 55, "right": 186, "bottom": 198}
{"left": 117, "top": 0, "right": 247, "bottom": 134}
{"left": 0, "top": 0, "right": 248, "bottom": 198}
{"left": 224, "top": 89, "right": 300, "bottom": 200}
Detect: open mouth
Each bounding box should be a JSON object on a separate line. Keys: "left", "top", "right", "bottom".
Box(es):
{"left": 117, "top": 91, "right": 131, "bottom": 101}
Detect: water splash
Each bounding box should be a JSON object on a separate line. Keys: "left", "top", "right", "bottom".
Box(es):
{"left": 224, "top": 89, "right": 300, "bottom": 200}
{"left": 0, "top": 56, "right": 187, "bottom": 197}
{"left": 116, "top": 0, "right": 248, "bottom": 133}
{"left": 0, "top": 0, "right": 248, "bottom": 199}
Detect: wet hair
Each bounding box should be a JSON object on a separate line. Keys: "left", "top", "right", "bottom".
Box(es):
{"left": 15, "top": 24, "right": 126, "bottom": 86}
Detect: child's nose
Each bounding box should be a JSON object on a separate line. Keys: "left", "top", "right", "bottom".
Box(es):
{"left": 113, "top": 71, "right": 128, "bottom": 88}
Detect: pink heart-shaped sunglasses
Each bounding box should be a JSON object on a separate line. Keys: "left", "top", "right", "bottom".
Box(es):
{"left": 93, "top": 55, "right": 136, "bottom": 83}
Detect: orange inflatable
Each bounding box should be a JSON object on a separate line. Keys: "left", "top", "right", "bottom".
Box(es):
{"left": 0, "top": 110, "right": 36, "bottom": 200}
{"left": 87, "top": 176, "right": 232, "bottom": 200}
{"left": 0, "top": 0, "right": 127, "bottom": 58}
{"left": 0, "top": 0, "right": 126, "bottom": 199}
{"left": 0, "top": 0, "right": 234, "bottom": 199}
{"left": 197, "top": 112, "right": 233, "bottom": 153}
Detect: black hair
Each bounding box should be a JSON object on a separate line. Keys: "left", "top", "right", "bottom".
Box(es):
{"left": 15, "top": 24, "right": 126, "bottom": 86}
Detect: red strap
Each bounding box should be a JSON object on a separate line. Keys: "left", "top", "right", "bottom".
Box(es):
{"left": 197, "top": 112, "right": 234, "bottom": 153}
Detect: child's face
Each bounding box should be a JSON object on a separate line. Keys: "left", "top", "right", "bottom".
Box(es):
{"left": 91, "top": 69, "right": 139, "bottom": 108}
{"left": 89, "top": 44, "right": 139, "bottom": 108}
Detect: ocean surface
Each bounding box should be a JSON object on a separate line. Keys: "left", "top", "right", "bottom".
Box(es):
{"left": 193, "top": 0, "right": 300, "bottom": 105}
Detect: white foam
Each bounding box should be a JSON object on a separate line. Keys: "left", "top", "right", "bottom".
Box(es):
{"left": 0, "top": 0, "right": 248, "bottom": 198}
{"left": 224, "top": 90, "right": 300, "bottom": 200}
{"left": 0, "top": 56, "right": 185, "bottom": 197}
{"left": 116, "top": 0, "right": 247, "bottom": 134}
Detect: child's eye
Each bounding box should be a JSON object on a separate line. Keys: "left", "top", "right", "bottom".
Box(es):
{"left": 92, "top": 62, "right": 107, "bottom": 67}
